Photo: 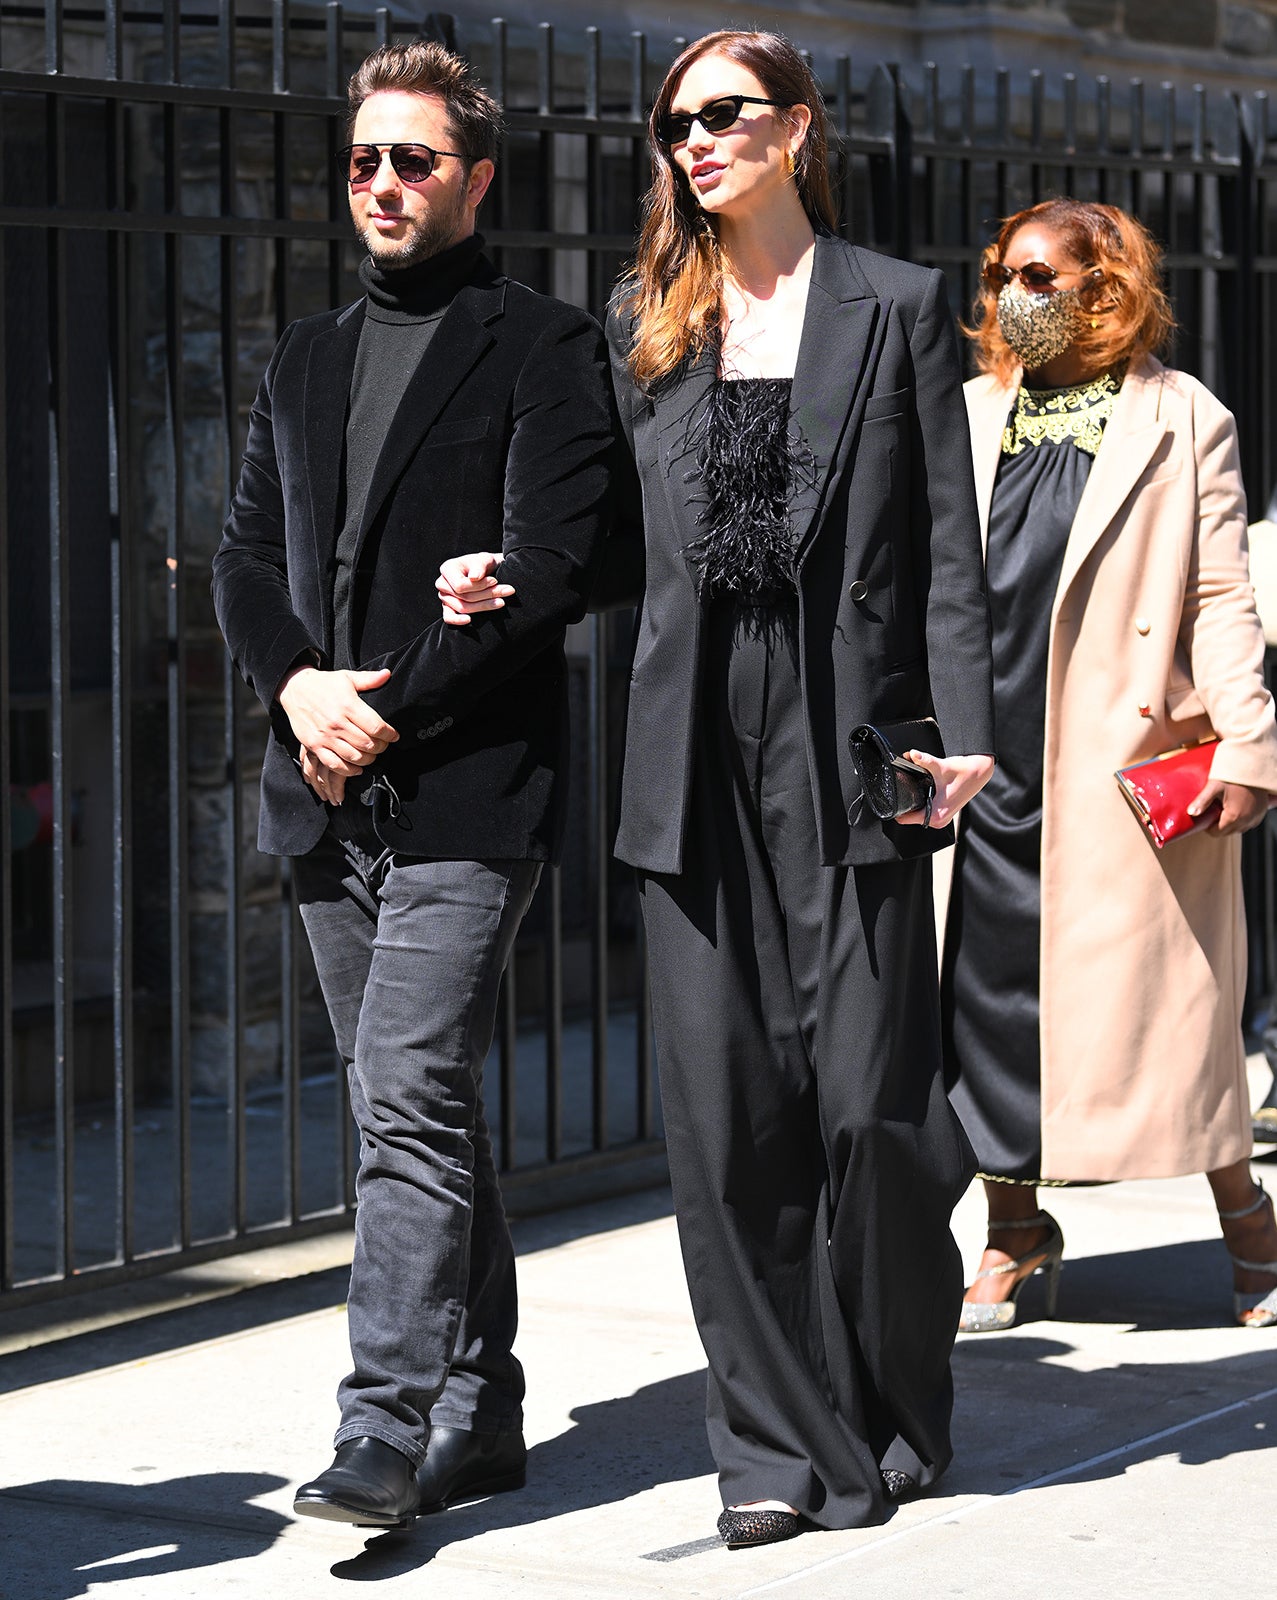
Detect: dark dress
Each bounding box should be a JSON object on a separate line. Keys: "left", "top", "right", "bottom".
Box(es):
{"left": 641, "top": 376, "right": 970, "bottom": 1526}
{"left": 942, "top": 374, "right": 1118, "bottom": 1182}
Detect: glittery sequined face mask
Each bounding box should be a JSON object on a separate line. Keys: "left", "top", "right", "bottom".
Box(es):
{"left": 995, "top": 279, "right": 1085, "bottom": 369}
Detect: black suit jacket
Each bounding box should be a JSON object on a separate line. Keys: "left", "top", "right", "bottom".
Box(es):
{"left": 213, "top": 255, "right": 615, "bottom": 860}
{"left": 599, "top": 232, "right": 995, "bottom": 873}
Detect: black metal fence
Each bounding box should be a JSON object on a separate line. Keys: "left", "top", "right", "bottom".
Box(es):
{"left": 3, "top": 4, "right": 1277, "bottom": 1309}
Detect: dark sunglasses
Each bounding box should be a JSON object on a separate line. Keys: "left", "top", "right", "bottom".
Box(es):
{"left": 983, "top": 259, "right": 1100, "bottom": 293}
{"left": 655, "top": 93, "right": 790, "bottom": 147}
{"left": 337, "top": 142, "right": 463, "bottom": 186}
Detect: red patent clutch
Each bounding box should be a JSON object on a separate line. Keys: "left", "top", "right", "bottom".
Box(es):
{"left": 1114, "top": 739, "right": 1220, "bottom": 848}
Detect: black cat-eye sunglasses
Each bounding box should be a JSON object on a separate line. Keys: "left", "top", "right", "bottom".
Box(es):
{"left": 655, "top": 94, "right": 790, "bottom": 147}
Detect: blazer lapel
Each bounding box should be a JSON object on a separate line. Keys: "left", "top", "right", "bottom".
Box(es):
{"left": 1053, "top": 359, "right": 1167, "bottom": 614}
{"left": 304, "top": 300, "right": 365, "bottom": 614}
{"left": 966, "top": 373, "right": 1015, "bottom": 554}
{"left": 354, "top": 280, "right": 503, "bottom": 558}
{"left": 791, "top": 235, "right": 882, "bottom": 563}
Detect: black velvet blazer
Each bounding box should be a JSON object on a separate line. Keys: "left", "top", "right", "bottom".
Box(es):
{"left": 213, "top": 256, "right": 615, "bottom": 861}
{"left": 597, "top": 233, "right": 996, "bottom": 874}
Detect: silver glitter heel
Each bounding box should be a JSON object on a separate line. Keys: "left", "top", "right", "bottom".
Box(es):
{"left": 959, "top": 1211, "right": 1064, "bottom": 1333}
{"left": 1218, "top": 1181, "right": 1277, "bottom": 1328}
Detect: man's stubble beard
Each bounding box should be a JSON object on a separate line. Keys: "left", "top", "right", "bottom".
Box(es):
{"left": 355, "top": 179, "right": 471, "bottom": 270}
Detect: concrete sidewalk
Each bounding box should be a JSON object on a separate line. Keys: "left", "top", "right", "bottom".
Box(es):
{"left": 2, "top": 1124, "right": 1275, "bottom": 1598}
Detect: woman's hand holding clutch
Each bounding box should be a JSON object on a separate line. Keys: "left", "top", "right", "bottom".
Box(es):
{"left": 1187, "top": 778, "right": 1272, "bottom": 836}
{"left": 897, "top": 751, "right": 995, "bottom": 829}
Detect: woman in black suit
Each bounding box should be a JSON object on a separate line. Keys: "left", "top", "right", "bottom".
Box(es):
{"left": 439, "top": 30, "right": 995, "bottom": 1545}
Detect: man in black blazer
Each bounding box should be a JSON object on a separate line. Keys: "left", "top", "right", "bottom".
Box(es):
{"left": 212, "top": 41, "right": 614, "bottom": 1528}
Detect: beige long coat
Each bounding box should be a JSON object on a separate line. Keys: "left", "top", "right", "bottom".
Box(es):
{"left": 937, "top": 356, "right": 1277, "bottom": 1181}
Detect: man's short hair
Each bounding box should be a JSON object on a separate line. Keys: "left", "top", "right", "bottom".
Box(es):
{"left": 346, "top": 41, "right": 504, "bottom": 165}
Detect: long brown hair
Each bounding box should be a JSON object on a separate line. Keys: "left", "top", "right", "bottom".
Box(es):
{"left": 620, "top": 31, "right": 838, "bottom": 391}
{"left": 967, "top": 199, "right": 1175, "bottom": 383}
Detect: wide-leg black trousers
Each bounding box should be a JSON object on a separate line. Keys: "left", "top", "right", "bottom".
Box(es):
{"left": 639, "top": 603, "right": 975, "bottom": 1528}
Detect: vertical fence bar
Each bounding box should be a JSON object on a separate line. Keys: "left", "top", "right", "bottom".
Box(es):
{"left": 162, "top": 0, "right": 192, "bottom": 1248}
{"left": 0, "top": 51, "right": 12, "bottom": 1289}
{"left": 544, "top": 866, "right": 563, "bottom": 1163}
{"left": 537, "top": 22, "right": 554, "bottom": 294}
{"left": 1063, "top": 71, "right": 1078, "bottom": 196}
{"left": 584, "top": 26, "right": 605, "bottom": 319}
{"left": 43, "top": 0, "right": 61, "bottom": 73}
{"left": 106, "top": 2, "right": 136, "bottom": 1266}
{"left": 1234, "top": 93, "right": 1260, "bottom": 500}
{"left": 1029, "top": 69, "right": 1044, "bottom": 205}
{"left": 272, "top": 0, "right": 290, "bottom": 334}
{"left": 278, "top": 860, "right": 302, "bottom": 1222}
{"left": 326, "top": 0, "right": 352, "bottom": 1209}
{"left": 537, "top": 18, "right": 562, "bottom": 1152}
{"left": 272, "top": 0, "right": 303, "bottom": 1220}
{"left": 326, "top": 3, "right": 344, "bottom": 310}
{"left": 45, "top": 12, "right": 76, "bottom": 1275}
{"left": 1161, "top": 82, "right": 1177, "bottom": 294}
{"left": 1096, "top": 75, "right": 1111, "bottom": 203}
{"left": 993, "top": 66, "right": 1009, "bottom": 224}
{"left": 636, "top": 920, "right": 653, "bottom": 1142}
{"left": 959, "top": 64, "right": 975, "bottom": 324}
{"left": 589, "top": 613, "right": 609, "bottom": 1152}
{"left": 219, "top": 0, "right": 248, "bottom": 1237}
{"left": 833, "top": 53, "right": 852, "bottom": 235}
{"left": 920, "top": 61, "right": 937, "bottom": 254}
{"left": 629, "top": 30, "right": 647, "bottom": 237}
{"left": 491, "top": 17, "right": 508, "bottom": 280}
{"left": 104, "top": 0, "right": 121, "bottom": 82}
{"left": 499, "top": 943, "right": 518, "bottom": 1174}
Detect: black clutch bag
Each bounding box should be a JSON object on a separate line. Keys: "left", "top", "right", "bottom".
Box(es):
{"left": 848, "top": 718, "right": 944, "bottom": 825}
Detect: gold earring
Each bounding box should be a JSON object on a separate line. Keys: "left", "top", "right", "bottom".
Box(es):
{"left": 784, "top": 147, "right": 796, "bottom": 178}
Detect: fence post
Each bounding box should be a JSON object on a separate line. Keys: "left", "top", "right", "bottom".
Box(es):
{"left": 866, "top": 64, "right": 910, "bottom": 259}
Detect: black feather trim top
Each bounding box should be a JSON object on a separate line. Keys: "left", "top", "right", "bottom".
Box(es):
{"left": 686, "top": 377, "right": 811, "bottom": 605}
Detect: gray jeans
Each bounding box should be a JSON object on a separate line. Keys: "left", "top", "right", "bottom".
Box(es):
{"left": 294, "top": 804, "right": 540, "bottom": 1465}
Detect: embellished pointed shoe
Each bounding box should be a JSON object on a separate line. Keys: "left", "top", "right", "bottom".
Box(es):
{"left": 1219, "top": 1181, "right": 1277, "bottom": 1328}
{"left": 959, "top": 1211, "right": 1065, "bottom": 1333}
{"left": 880, "top": 1469, "right": 916, "bottom": 1502}
{"left": 293, "top": 1437, "right": 419, "bottom": 1528}
{"left": 717, "top": 1506, "right": 800, "bottom": 1548}
{"left": 415, "top": 1425, "right": 527, "bottom": 1514}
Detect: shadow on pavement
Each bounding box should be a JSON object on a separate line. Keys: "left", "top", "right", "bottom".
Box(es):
{"left": 0, "top": 1266, "right": 356, "bottom": 1397}
{"left": 327, "top": 1367, "right": 713, "bottom": 1581}
{"left": 0, "top": 1472, "right": 289, "bottom": 1599}
{"left": 950, "top": 1333, "right": 1277, "bottom": 1498}
{"left": 0, "top": 1187, "right": 677, "bottom": 1398}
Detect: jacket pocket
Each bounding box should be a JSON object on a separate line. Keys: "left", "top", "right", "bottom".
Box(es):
{"left": 423, "top": 416, "right": 492, "bottom": 448}
{"left": 863, "top": 387, "right": 909, "bottom": 422}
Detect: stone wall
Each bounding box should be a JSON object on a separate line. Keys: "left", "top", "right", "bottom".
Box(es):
{"left": 427, "top": 0, "right": 1277, "bottom": 89}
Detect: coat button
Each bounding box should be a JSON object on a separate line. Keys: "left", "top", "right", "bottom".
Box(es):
{"left": 1137, "top": 701, "right": 1152, "bottom": 717}
{"left": 1135, "top": 617, "right": 1151, "bottom": 635}
{"left": 848, "top": 580, "right": 869, "bottom": 602}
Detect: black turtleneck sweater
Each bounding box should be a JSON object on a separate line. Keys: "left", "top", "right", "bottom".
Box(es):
{"left": 332, "top": 233, "right": 485, "bottom": 671}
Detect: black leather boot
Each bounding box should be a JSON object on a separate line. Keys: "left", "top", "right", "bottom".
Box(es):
{"left": 293, "top": 1437, "right": 420, "bottom": 1527}
{"left": 415, "top": 1425, "right": 527, "bottom": 1513}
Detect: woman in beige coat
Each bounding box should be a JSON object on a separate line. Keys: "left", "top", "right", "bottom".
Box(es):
{"left": 941, "top": 198, "right": 1277, "bottom": 1330}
